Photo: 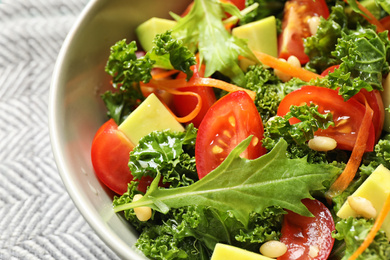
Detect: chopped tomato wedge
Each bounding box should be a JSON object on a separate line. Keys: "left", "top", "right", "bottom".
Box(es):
{"left": 278, "top": 0, "right": 329, "bottom": 64}
{"left": 278, "top": 199, "right": 335, "bottom": 260}
{"left": 277, "top": 86, "right": 375, "bottom": 152}
{"left": 195, "top": 91, "right": 267, "bottom": 179}
{"left": 91, "top": 119, "right": 156, "bottom": 194}
{"left": 91, "top": 119, "right": 135, "bottom": 194}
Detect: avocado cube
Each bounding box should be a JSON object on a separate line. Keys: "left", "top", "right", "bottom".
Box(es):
{"left": 337, "top": 164, "right": 390, "bottom": 240}
{"left": 136, "top": 17, "right": 177, "bottom": 52}
{"left": 211, "top": 243, "right": 274, "bottom": 260}
{"left": 118, "top": 93, "right": 184, "bottom": 146}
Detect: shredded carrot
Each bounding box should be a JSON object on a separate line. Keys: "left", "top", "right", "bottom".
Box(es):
{"left": 146, "top": 77, "right": 256, "bottom": 101}
{"left": 343, "top": 0, "right": 386, "bottom": 33}
{"left": 154, "top": 84, "right": 203, "bottom": 123}
{"left": 252, "top": 51, "right": 322, "bottom": 82}
{"left": 348, "top": 193, "right": 390, "bottom": 260}
{"left": 151, "top": 69, "right": 179, "bottom": 80}
{"left": 326, "top": 100, "right": 374, "bottom": 201}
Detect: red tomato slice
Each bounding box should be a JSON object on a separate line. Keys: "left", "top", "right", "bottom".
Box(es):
{"left": 277, "top": 86, "right": 375, "bottom": 152}
{"left": 278, "top": 199, "right": 335, "bottom": 260}
{"left": 173, "top": 62, "right": 216, "bottom": 128}
{"left": 91, "top": 119, "right": 135, "bottom": 194}
{"left": 195, "top": 91, "right": 267, "bottom": 179}
{"left": 278, "top": 0, "right": 330, "bottom": 64}
{"left": 321, "top": 65, "right": 385, "bottom": 141}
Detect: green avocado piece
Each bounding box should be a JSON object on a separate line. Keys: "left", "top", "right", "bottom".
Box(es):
{"left": 136, "top": 17, "right": 177, "bottom": 52}
{"left": 232, "top": 16, "right": 277, "bottom": 57}
{"left": 118, "top": 93, "right": 184, "bottom": 146}
{"left": 232, "top": 16, "right": 277, "bottom": 70}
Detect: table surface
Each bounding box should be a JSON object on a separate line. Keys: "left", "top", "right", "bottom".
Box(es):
{"left": 0, "top": 1, "right": 120, "bottom": 259}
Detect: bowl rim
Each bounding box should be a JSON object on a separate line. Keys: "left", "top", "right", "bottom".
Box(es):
{"left": 48, "top": 0, "right": 144, "bottom": 259}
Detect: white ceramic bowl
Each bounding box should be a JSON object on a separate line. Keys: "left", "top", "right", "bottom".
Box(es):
{"left": 49, "top": 0, "right": 191, "bottom": 259}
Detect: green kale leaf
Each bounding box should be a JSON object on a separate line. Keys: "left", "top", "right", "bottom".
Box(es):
{"left": 129, "top": 125, "right": 198, "bottom": 188}
{"left": 262, "top": 104, "right": 335, "bottom": 163}
{"left": 333, "top": 217, "right": 390, "bottom": 259}
{"left": 244, "top": 65, "right": 305, "bottom": 122}
{"left": 239, "top": 0, "right": 285, "bottom": 26}
{"left": 328, "top": 25, "right": 390, "bottom": 99}
{"left": 305, "top": 3, "right": 348, "bottom": 73}
{"left": 115, "top": 137, "right": 340, "bottom": 226}
{"left": 101, "top": 90, "right": 143, "bottom": 125}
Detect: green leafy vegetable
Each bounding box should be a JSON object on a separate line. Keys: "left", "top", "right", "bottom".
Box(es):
{"left": 328, "top": 24, "right": 390, "bottom": 99}
{"left": 130, "top": 125, "right": 198, "bottom": 188}
{"left": 171, "top": 0, "right": 257, "bottom": 85}
{"left": 262, "top": 104, "right": 335, "bottom": 163}
{"left": 333, "top": 217, "right": 390, "bottom": 259}
{"left": 244, "top": 65, "right": 305, "bottom": 122}
{"left": 239, "top": 0, "right": 285, "bottom": 26}
{"left": 101, "top": 90, "right": 143, "bottom": 125}
{"left": 115, "top": 137, "right": 340, "bottom": 226}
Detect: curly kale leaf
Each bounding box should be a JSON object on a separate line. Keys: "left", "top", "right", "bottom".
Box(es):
{"left": 305, "top": 3, "right": 349, "bottom": 73}
{"left": 243, "top": 65, "right": 305, "bottom": 121}
{"left": 262, "top": 104, "right": 335, "bottom": 163}
{"left": 148, "top": 31, "right": 196, "bottom": 81}
{"left": 105, "top": 31, "right": 196, "bottom": 92}
{"left": 360, "top": 134, "right": 390, "bottom": 175}
{"left": 239, "top": 0, "right": 285, "bottom": 26}
{"left": 105, "top": 40, "right": 155, "bottom": 90}
{"left": 129, "top": 125, "right": 198, "bottom": 188}
{"left": 333, "top": 217, "right": 390, "bottom": 260}
{"left": 101, "top": 90, "right": 143, "bottom": 125}
{"left": 328, "top": 25, "right": 390, "bottom": 100}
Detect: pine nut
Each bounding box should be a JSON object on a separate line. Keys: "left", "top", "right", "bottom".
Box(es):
{"left": 308, "top": 136, "right": 337, "bottom": 152}
{"left": 274, "top": 56, "right": 301, "bottom": 82}
{"left": 309, "top": 245, "right": 319, "bottom": 258}
{"left": 308, "top": 16, "right": 321, "bottom": 35}
{"left": 260, "top": 240, "right": 287, "bottom": 258}
{"left": 348, "top": 196, "right": 377, "bottom": 219}
{"left": 133, "top": 194, "right": 152, "bottom": 221}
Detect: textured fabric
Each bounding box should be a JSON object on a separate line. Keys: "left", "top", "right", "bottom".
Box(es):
{"left": 0, "top": 1, "right": 120, "bottom": 259}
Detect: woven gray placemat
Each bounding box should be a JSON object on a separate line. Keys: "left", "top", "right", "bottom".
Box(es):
{"left": 0, "top": 1, "right": 120, "bottom": 259}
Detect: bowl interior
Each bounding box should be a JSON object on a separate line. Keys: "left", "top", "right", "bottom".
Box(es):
{"left": 49, "top": 0, "right": 191, "bottom": 259}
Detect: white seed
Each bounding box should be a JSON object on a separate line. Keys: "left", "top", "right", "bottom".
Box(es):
{"left": 308, "top": 16, "right": 321, "bottom": 35}
{"left": 274, "top": 58, "right": 292, "bottom": 82}
{"left": 348, "top": 196, "right": 377, "bottom": 219}
{"left": 260, "top": 240, "right": 288, "bottom": 258}
{"left": 133, "top": 194, "right": 152, "bottom": 221}
{"left": 309, "top": 245, "right": 319, "bottom": 258}
{"left": 308, "top": 136, "right": 337, "bottom": 152}
{"left": 287, "top": 55, "right": 301, "bottom": 68}
{"left": 274, "top": 56, "right": 301, "bottom": 82}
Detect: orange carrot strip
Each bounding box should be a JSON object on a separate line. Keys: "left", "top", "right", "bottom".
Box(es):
{"left": 326, "top": 100, "right": 374, "bottom": 200}
{"left": 348, "top": 193, "right": 390, "bottom": 260}
{"left": 152, "top": 69, "right": 180, "bottom": 80}
{"left": 253, "top": 51, "right": 322, "bottom": 82}
{"left": 147, "top": 77, "right": 257, "bottom": 101}
{"left": 343, "top": 0, "right": 386, "bottom": 32}
{"left": 153, "top": 84, "right": 203, "bottom": 123}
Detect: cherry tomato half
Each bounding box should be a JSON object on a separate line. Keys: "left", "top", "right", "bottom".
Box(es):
{"left": 277, "top": 86, "right": 376, "bottom": 152}
{"left": 278, "top": 0, "right": 330, "bottom": 64}
{"left": 278, "top": 199, "right": 335, "bottom": 260}
{"left": 195, "top": 91, "right": 267, "bottom": 179}
{"left": 91, "top": 119, "right": 135, "bottom": 194}
{"left": 321, "top": 65, "right": 385, "bottom": 141}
